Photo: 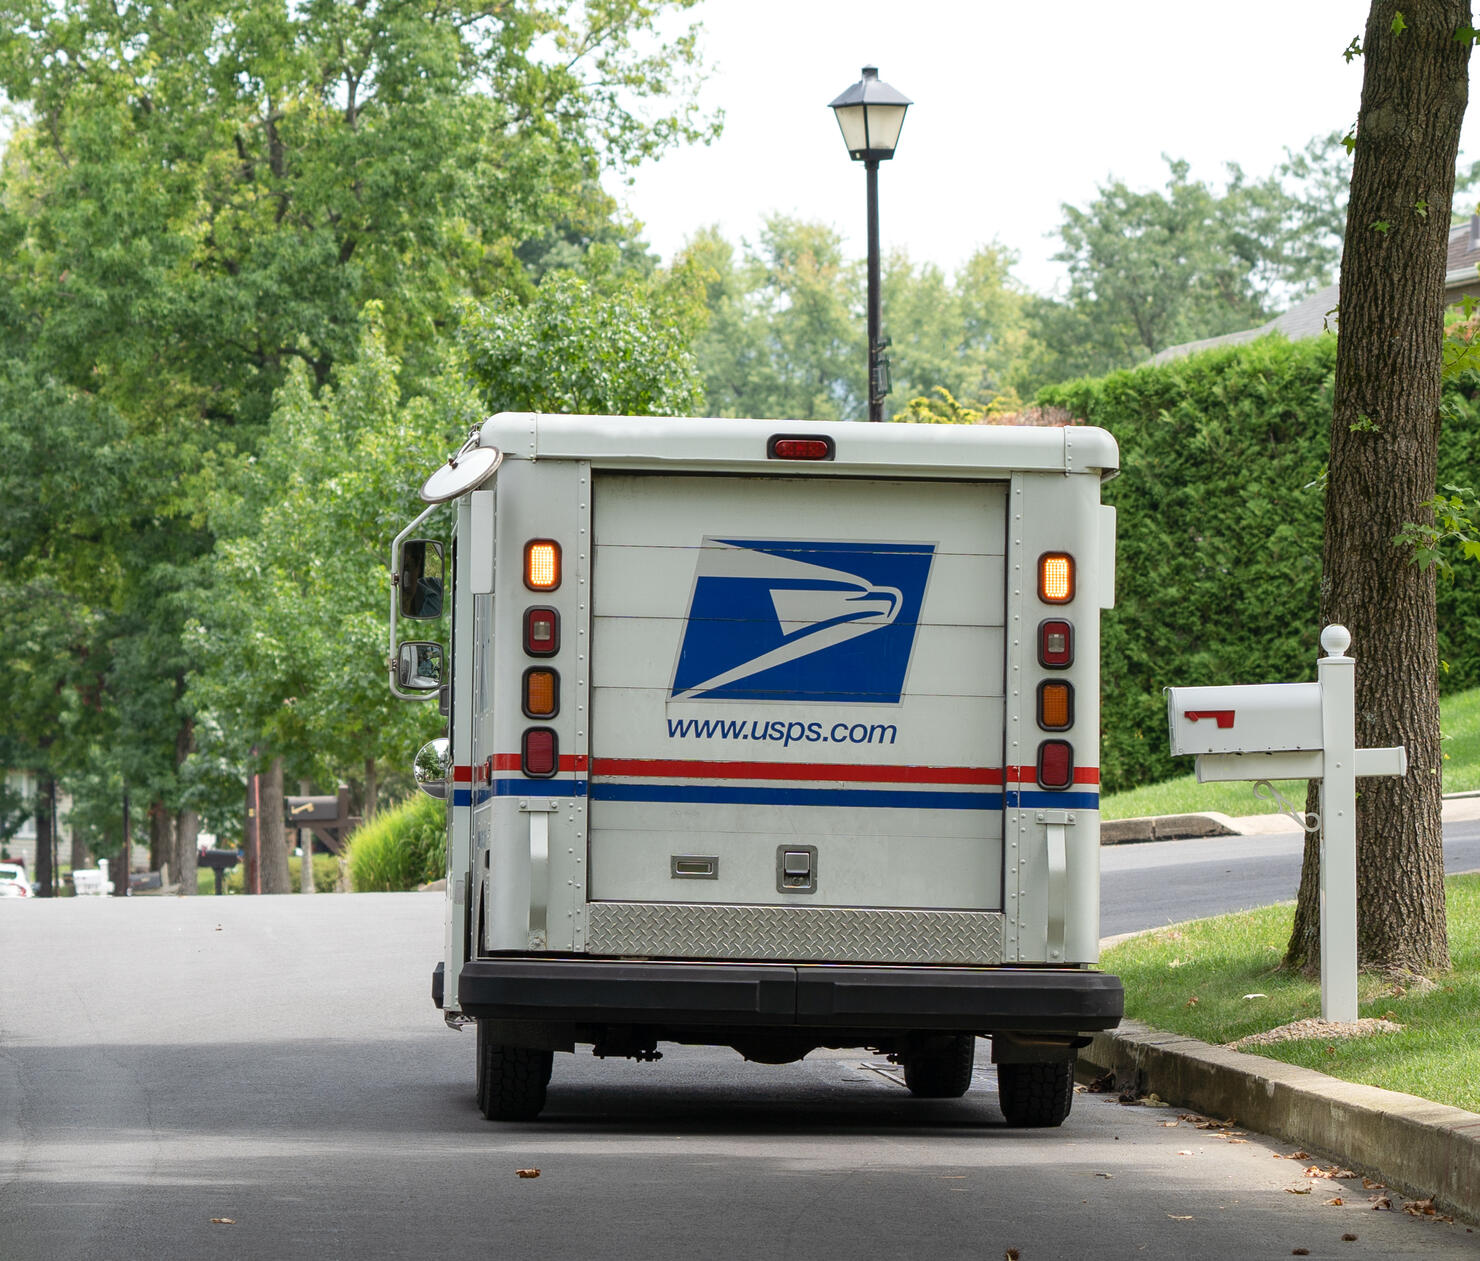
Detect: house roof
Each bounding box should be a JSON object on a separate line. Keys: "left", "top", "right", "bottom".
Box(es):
{"left": 1150, "top": 219, "right": 1480, "bottom": 366}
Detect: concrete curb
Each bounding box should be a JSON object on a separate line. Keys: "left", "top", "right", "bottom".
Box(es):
{"left": 1078, "top": 1019, "right": 1480, "bottom": 1225}
{"left": 1102, "top": 789, "right": 1480, "bottom": 844}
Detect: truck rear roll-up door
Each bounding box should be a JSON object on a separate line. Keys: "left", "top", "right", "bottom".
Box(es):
{"left": 587, "top": 474, "right": 1008, "bottom": 914}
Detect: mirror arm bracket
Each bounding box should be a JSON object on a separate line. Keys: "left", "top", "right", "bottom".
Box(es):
{"left": 390, "top": 502, "right": 444, "bottom": 702}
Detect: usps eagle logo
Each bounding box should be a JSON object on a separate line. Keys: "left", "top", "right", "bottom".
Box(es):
{"left": 669, "top": 538, "right": 935, "bottom": 704}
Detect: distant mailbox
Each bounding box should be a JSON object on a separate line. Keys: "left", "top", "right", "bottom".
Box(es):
{"left": 1166, "top": 682, "right": 1322, "bottom": 757}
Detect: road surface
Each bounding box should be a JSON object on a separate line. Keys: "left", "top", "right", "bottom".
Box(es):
{"left": 3, "top": 892, "right": 1476, "bottom": 1259}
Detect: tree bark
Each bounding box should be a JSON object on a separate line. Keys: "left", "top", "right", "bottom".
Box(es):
{"left": 148, "top": 801, "right": 173, "bottom": 877}
{"left": 70, "top": 826, "right": 89, "bottom": 874}
{"left": 298, "top": 778, "right": 315, "bottom": 894}
{"left": 1286, "top": 0, "right": 1469, "bottom": 977}
{"left": 35, "top": 773, "right": 54, "bottom": 898}
{"left": 175, "top": 808, "right": 199, "bottom": 897}
{"left": 259, "top": 755, "right": 291, "bottom": 894}
{"left": 173, "top": 717, "right": 198, "bottom": 895}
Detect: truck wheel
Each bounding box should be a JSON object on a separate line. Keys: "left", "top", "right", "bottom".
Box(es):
{"left": 902, "top": 1034, "right": 976, "bottom": 1098}
{"left": 476, "top": 1019, "right": 553, "bottom": 1121}
{"left": 995, "top": 1059, "right": 1074, "bottom": 1128}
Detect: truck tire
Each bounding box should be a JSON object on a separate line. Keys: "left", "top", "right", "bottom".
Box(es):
{"left": 995, "top": 1059, "right": 1074, "bottom": 1128}
{"left": 902, "top": 1034, "right": 976, "bottom": 1098}
{"left": 476, "top": 1019, "right": 553, "bottom": 1121}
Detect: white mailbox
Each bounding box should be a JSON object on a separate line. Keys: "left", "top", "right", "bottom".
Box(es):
{"left": 1164, "top": 625, "right": 1407, "bottom": 1024}
{"left": 1166, "top": 682, "right": 1323, "bottom": 757}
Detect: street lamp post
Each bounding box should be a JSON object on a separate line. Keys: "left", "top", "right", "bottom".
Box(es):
{"left": 829, "top": 66, "right": 911, "bottom": 421}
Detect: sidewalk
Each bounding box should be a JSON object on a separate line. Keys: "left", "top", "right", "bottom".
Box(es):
{"left": 1090, "top": 791, "right": 1480, "bottom": 1224}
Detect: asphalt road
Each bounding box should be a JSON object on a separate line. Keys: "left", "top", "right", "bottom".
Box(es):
{"left": 5, "top": 893, "right": 1479, "bottom": 1260}
{"left": 1101, "top": 816, "right": 1480, "bottom": 937}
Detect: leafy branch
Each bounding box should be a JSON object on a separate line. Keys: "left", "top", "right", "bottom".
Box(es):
{"left": 1394, "top": 484, "right": 1480, "bottom": 580}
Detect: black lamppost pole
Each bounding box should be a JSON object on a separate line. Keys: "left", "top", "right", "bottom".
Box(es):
{"left": 829, "top": 66, "right": 911, "bottom": 421}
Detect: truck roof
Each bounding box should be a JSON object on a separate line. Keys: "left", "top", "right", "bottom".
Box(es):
{"left": 478, "top": 413, "right": 1119, "bottom": 478}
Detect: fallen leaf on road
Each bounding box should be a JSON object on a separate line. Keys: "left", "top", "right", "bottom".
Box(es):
{"left": 1290, "top": 1150, "right": 1311, "bottom": 1160}
{"left": 1094, "top": 1172, "right": 1114, "bottom": 1179}
{"left": 1166, "top": 1214, "right": 1193, "bottom": 1221}
{"left": 1005, "top": 1250, "right": 1020, "bottom": 1260}
{"left": 1177, "top": 1150, "right": 1194, "bottom": 1157}
{"left": 211, "top": 1218, "right": 235, "bottom": 1225}
{"left": 1342, "top": 1234, "right": 1358, "bottom": 1242}
{"left": 1292, "top": 1249, "right": 1310, "bottom": 1256}
{"left": 1362, "top": 1178, "right": 1384, "bottom": 1190}
{"left": 1160, "top": 1120, "right": 1179, "bottom": 1128}
{"left": 1370, "top": 1196, "right": 1393, "bottom": 1211}
{"left": 1224, "top": 1138, "right": 1249, "bottom": 1144}
{"left": 516, "top": 1169, "right": 540, "bottom": 1179}
{"left": 1402, "top": 1197, "right": 1436, "bottom": 1216}
{"left": 1085, "top": 1071, "right": 1115, "bottom": 1093}
{"left": 1286, "top": 1185, "right": 1312, "bottom": 1195}
{"left": 1324, "top": 1197, "right": 1345, "bottom": 1206}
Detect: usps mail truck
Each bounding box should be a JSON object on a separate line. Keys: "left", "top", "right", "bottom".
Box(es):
{"left": 390, "top": 413, "right": 1123, "bottom": 1127}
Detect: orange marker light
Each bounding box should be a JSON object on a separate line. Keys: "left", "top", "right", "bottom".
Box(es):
{"left": 525, "top": 540, "right": 561, "bottom": 591}
{"left": 523, "top": 669, "right": 558, "bottom": 719}
{"left": 1038, "top": 681, "right": 1073, "bottom": 731}
{"left": 1039, "top": 553, "right": 1074, "bottom": 604}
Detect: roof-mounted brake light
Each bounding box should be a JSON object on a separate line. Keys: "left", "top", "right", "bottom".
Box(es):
{"left": 767, "top": 435, "right": 835, "bottom": 461}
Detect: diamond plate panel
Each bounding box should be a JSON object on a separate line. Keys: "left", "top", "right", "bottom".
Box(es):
{"left": 586, "top": 902, "right": 1004, "bottom": 965}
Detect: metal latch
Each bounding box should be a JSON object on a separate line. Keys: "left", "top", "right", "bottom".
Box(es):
{"left": 776, "top": 845, "right": 817, "bottom": 894}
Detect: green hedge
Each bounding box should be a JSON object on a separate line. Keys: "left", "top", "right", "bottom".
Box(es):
{"left": 343, "top": 792, "right": 447, "bottom": 892}
{"left": 1039, "top": 335, "right": 1480, "bottom": 791}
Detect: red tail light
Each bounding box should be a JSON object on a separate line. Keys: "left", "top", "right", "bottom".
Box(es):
{"left": 522, "top": 728, "right": 558, "bottom": 777}
{"left": 524, "top": 607, "right": 559, "bottom": 656}
{"left": 1038, "top": 619, "right": 1073, "bottom": 668}
{"left": 1037, "top": 740, "right": 1073, "bottom": 790}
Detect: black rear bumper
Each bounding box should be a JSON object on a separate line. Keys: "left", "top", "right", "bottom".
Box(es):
{"left": 455, "top": 957, "right": 1122, "bottom": 1035}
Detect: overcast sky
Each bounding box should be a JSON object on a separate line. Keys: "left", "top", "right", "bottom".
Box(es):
{"left": 613, "top": 1, "right": 1480, "bottom": 296}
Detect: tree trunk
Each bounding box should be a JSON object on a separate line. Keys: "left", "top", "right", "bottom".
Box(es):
{"left": 114, "top": 789, "right": 132, "bottom": 897}
{"left": 148, "top": 801, "right": 173, "bottom": 877}
{"left": 35, "top": 773, "right": 54, "bottom": 898}
{"left": 363, "top": 756, "right": 377, "bottom": 818}
{"left": 259, "top": 756, "right": 291, "bottom": 894}
{"left": 176, "top": 808, "right": 199, "bottom": 897}
{"left": 70, "top": 826, "right": 89, "bottom": 874}
{"left": 1285, "top": 0, "right": 1469, "bottom": 977}
{"left": 298, "top": 778, "right": 315, "bottom": 894}
{"left": 173, "top": 717, "right": 198, "bottom": 895}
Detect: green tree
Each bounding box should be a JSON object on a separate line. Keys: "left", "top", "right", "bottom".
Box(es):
{"left": 1034, "top": 141, "right": 1350, "bottom": 383}
{"left": 461, "top": 265, "right": 706, "bottom": 416}
{"left": 0, "top": 0, "right": 714, "bottom": 885}
{"left": 684, "top": 218, "right": 1033, "bottom": 421}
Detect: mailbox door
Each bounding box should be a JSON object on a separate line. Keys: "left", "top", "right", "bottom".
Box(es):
{"left": 1166, "top": 682, "right": 1322, "bottom": 756}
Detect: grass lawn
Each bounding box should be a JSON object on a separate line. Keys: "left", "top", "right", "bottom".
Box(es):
{"left": 1101, "top": 873, "right": 1480, "bottom": 1113}
{"left": 1102, "top": 683, "right": 1480, "bottom": 820}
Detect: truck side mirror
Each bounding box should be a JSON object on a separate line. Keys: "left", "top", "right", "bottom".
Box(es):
{"left": 397, "top": 642, "right": 445, "bottom": 692}
{"left": 399, "top": 540, "right": 445, "bottom": 619}
{"left": 414, "top": 737, "right": 452, "bottom": 800}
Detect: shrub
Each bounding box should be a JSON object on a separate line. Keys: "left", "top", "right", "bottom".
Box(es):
{"left": 343, "top": 793, "right": 446, "bottom": 892}
{"left": 1039, "top": 334, "right": 1480, "bottom": 791}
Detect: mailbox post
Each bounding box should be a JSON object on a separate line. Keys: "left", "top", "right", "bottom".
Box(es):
{"left": 1166, "top": 626, "right": 1405, "bottom": 1023}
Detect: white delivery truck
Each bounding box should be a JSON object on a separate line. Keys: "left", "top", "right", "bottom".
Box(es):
{"left": 390, "top": 413, "right": 1122, "bottom": 1127}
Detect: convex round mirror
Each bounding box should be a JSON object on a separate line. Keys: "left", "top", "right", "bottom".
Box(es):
{"left": 414, "top": 737, "right": 452, "bottom": 800}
